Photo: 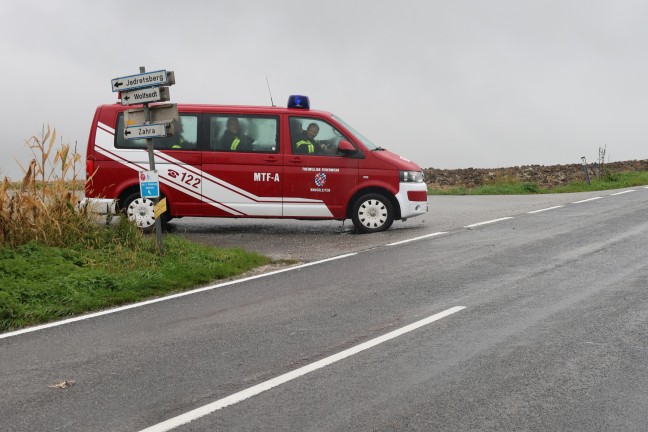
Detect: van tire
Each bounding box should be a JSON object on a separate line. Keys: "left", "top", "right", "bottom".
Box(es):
{"left": 351, "top": 193, "right": 394, "bottom": 233}
{"left": 121, "top": 192, "right": 169, "bottom": 232}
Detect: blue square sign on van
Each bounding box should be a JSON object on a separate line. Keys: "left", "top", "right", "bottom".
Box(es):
{"left": 139, "top": 170, "right": 160, "bottom": 198}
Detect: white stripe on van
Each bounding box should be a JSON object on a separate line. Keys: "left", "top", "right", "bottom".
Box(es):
{"left": 94, "top": 145, "right": 247, "bottom": 216}
{"left": 93, "top": 127, "right": 334, "bottom": 218}
{"left": 97, "top": 122, "right": 115, "bottom": 135}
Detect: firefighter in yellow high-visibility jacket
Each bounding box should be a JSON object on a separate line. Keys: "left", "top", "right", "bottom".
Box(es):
{"left": 295, "top": 123, "right": 329, "bottom": 155}
{"left": 220, "top": 117, "right": 253, "bottom": 151}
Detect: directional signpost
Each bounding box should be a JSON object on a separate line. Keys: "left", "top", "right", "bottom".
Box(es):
{"left": 111, "top": 66, "right": 178, "bottom": 255}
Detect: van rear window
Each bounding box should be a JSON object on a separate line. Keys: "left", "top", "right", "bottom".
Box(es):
{"left": 208, "top": 115, "right": 279, "bottom": 153}
{"left": 115, "top": 113, "right": 199, "bottom": 150}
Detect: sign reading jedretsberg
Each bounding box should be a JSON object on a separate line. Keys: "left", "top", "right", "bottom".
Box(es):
{"left": 111, "top": 70, "right": 175, "bottom": 92}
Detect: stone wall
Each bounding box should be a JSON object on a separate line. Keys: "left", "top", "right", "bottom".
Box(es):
{"left": 423, "top": 160, "right": 648, "bottom": 189}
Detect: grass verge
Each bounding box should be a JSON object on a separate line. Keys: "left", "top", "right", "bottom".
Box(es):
{"left": 0, "top": 226, "right": 271, "bottom": 332}
{"left": 428, "top": 171, "right": 648, "bottom": 195}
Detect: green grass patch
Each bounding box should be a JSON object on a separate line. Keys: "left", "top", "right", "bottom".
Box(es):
{"left": 0, "top": 232, "right": 271, "bottom": 332}
{"left": 547, "top": 171, "right": 648, "bottom": 193}
{"left": 429, "top": 171, "right": 648, "bottom": 195}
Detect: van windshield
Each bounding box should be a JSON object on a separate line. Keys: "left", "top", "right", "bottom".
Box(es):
{"left": 332, "top": 115, "right": 380, "bottom": 150}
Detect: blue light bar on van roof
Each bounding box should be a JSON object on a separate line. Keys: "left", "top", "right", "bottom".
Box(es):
{"left": 287, "top": 95, "right": 310, "bottom": 109}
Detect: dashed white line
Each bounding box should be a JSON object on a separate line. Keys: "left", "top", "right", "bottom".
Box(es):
{"left": 138, "top": 306, "right": 467, "bottom": 432}
{"left": 0, "top": 253, "right": 358, "bottom": 340}
{"left": 464, "top": 217, "right": 514, "bottom": 228}
{"left": 527, "top": 205, "right": 564, "bottom": 214}
{"left": 610, "top": 190, "right": 636, "bottom": 196}
{"left": 573, "top": 197, "right": 603, "bottom": 204}
{"left": 387, "top": 232, "right": 447, "bottom": 246}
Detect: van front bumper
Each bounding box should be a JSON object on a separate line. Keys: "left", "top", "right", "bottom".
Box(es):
{"left": 78, "top": 198, "right": 116, "bottom": 214}
{"left": 396, "top": 182, "right": 429, "bottom": 219}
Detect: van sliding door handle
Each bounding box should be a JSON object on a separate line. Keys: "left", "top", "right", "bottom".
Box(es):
{"left": 290, "top": 158, "right": 303, "bottom": 163}
{"left": 263, "top": 156, "right": 279, "bottom": 162}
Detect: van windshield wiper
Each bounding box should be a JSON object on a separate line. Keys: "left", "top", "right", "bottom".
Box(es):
{"left": 371, "top": 146, "right": 386, "bottom": 151}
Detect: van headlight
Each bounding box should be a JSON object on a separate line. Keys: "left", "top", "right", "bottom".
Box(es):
{"left": 400, "top": 170, "right": 424, "bottom": 183}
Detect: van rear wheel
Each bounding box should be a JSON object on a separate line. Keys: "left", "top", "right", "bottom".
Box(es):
{"left": 121, "top": 192, "right": 168, "bottom": 231}
{"left": 351, "top": 193, "right": 394, "bottom": 234}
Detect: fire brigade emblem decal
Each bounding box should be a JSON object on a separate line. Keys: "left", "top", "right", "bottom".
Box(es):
{"left": 314, "top": 173, "right": 327, "bottom": 187}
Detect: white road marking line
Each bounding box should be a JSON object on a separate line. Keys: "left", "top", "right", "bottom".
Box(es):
{"left": 0, "top": 253, "right": 358, "bottom": 340}
{"left": 526, "top": 205, "right": 564, "bottom": 214}
{"left": 138, "top": 306, "right": 467, "bottom": 432}
{"left": 610, "top": 190, "right": 636, "bottom": 196}
{"left": 572, "top": 197, "right": 603, "bottom": 204}
{"left": 387, "top": 232, "right": 447, "bottom": 246}
{"left": 644, "top": 186, "right": 648, "bottom": 189}
{"left": 464, "top": 217, "right": 514, "bottom": 228}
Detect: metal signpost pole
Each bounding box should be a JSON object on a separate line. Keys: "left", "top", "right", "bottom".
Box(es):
{"left": 140, "top": 66, "right": 163, "bottom": 255}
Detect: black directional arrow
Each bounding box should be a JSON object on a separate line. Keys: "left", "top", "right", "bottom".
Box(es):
{"left": 123, "top": 95, "right": 130, "bottom": 101}
{"left": 125, "top": 130, "right": 131, "bottom": 136}
{"left": 113, "top": 81, "right": 123, "bottom": 89}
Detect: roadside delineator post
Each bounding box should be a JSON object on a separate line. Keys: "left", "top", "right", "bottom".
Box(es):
{"left": 581, "top": 156, "right": 591, "bottom": 185}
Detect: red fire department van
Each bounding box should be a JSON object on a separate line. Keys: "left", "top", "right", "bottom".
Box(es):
{"left": 85, "top": 96, "right": 428, "bottom": 233}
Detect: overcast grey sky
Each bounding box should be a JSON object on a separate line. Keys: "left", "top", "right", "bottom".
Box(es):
{"left": 1, "top": 0, "right": 646, "bottom": 179}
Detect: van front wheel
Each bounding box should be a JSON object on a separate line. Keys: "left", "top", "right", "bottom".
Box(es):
{"left": 351, "top": 193, "right": 394, "bottom": 234}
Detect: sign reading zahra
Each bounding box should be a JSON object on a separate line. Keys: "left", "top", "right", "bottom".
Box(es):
{"left": 125, "top": 123, "right": 170, "bottom": 140}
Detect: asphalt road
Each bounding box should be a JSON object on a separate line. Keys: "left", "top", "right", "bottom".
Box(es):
{"left": 1, "top": 187, "right": 647, "bottom": 431}
{"left": 168, "top": 190, "right": 610, "bottom": 261}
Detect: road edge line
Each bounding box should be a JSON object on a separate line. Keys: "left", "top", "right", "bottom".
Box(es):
{"left": 387, "top": 232, "right": 447, "bottom": 246}
{"left": 527, "top": 205, "right": 564, "bottom": 214}
{"left": 0, "top": 253, "right": 357, "bottom": 340}
{"left": 138, "top": 306, "right": 467, "bottom": 432}
{"left": 464, "top": 217, "right": 514, "bottom": 228}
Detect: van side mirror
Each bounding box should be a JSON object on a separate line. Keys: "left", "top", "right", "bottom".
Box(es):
{"left": 338, "top": 140, "right": 356, "bottom": 154}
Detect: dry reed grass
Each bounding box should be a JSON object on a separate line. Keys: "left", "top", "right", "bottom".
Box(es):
{"left": 0, "top": 126, "right": 94, "bottom": 247}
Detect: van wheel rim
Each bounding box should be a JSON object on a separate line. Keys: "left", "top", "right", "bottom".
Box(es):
{"left": 357, "top": 199, "right": 387, "bottom": 229}
{"left": 127, "top": 198, "right": 156, "bottom": 228}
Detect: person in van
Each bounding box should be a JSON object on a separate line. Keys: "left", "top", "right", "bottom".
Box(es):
{"left": 220, "top": 117, "right": 254, "bottom": 151}
{"left": 169, "top": 122, "right": 186, "bottom": 149}
{"left": 294, "top": 122, "right": 333, "bottom": 155}
{"left": 290, "top": 118, "right": 303, "bottom": 139}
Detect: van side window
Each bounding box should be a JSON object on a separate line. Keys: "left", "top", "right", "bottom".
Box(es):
{"left": 290, "top": 117, "right": 350, "bottom": 156}
{"left": 208, "top": 115, "right": 278, "bottom": 153}
{"left": 115, "top": 114, "right": 199, "bottom": 150}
